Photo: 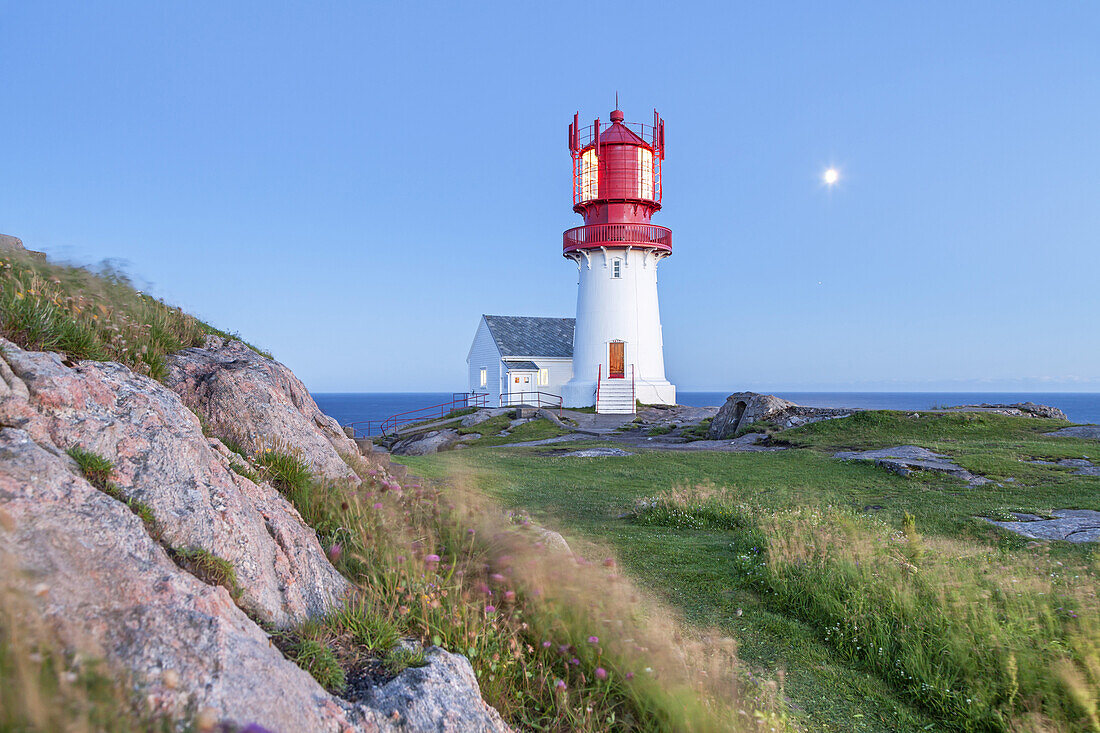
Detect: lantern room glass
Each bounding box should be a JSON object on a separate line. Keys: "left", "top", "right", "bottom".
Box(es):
{"left": 638, "top": 147, "right": 654, "bottom": 199}
{"left": 581, "top": 149, "right": 598, "bottom": 202}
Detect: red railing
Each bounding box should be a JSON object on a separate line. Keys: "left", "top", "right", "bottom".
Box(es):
{"left": 344, "top": 392, "right": 491, "bottom": 438}
{"left": 499, "top": 391, "right": 563, "bottom": 415}
{"left": 595, "top": 364, "right": 602, "bottom": 410}
{"left": 563, "top": 223, "right": 672, "bottom": 254}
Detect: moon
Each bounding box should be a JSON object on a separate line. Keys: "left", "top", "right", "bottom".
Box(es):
{"left": 823, "top": 168, "right": 839, "bottom": 185}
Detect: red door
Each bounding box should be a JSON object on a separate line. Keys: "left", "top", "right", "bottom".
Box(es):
{"left": 609, "top": 342, "right": 625, "bottom": 379}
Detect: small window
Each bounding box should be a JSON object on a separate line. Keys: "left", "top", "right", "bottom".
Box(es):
{"left": 611, "top": 258, "right": 622, "bottom": 279}
{"left": 479, "top": 368, "right": 487, "bottom": 387}
{"left": 538, "top": 368, "right": 549, "bottom": 386}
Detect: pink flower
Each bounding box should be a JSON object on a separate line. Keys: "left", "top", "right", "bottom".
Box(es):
{"left": 485, "top": 605, "right": 496, "bottom": 614}
{"left": 587, "top": 636, "right": 599, "bottom": 644}
{"left": 373, "top": 502, "right": 383, "bottom": 510}
{"left": 625, "top": 672, "right": 634, "bottom": 680}
{"left": 396, "top": 555, "right": 405, "bottom": 563}
{"left": 490, "top": 573, "right": 505, "bottom": 583}
{"left": 595, "top": 667, "right": 607, "bottom": 680}
{"left": 327, "top": 544, "right": 342, "bottom": 562}
{"left": 477, "top": 582, "right": 491, "bottom": 594}
{"left": 555, "top": 679, "right": 566, "bottom": 690}
{"left": 542, "top": 641, "right": 552, "bottom": 648}
{"left": 503, "top": 590, "right": 515, "bottom": 602}
{"left": 425, "top": 554, "right": 440, "bottom": 564}
{"left": 570, "top": 657, "right": 580, "bottom": 665}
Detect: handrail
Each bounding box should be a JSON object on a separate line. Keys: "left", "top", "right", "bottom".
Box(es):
{"left": 595, "top": 364, "right": 602, "bottom": 411}
{"left": 631, "top": 364, "right": 636, "bottom": 411}
{"left": 344, "top": 392, "right": 490, "bottom": 438}
{"left": 499, "top": 391, "right": 563, "bottom": 415}
{"left": 563, "top": 223, "right": 672, "bottom": 254}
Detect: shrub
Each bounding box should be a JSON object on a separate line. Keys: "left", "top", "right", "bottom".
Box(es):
{"left": 278, "top": 636, "right": 345, "bottom": 692}
{"left": 256, "top": 449, "right": 312, "bottom": 495}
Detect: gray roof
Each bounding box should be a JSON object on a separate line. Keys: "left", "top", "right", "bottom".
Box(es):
{"left": 484, "top": 315, "right": 574, "bottom": 358}
{"left": 503, "top": 360, "right": 539, "bottom": 371}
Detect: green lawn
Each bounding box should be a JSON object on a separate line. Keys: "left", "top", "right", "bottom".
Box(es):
{"left": 398, "top": 412, "right": 1100, "bottom": 732}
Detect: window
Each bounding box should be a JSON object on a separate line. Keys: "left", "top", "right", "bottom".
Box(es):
{"left": 538, "top": 368, "right": 549, "bottom": 386}
{"left": 611, "top": 258, "right": 622, "bottom": 279}
{"left": 581, "top": 149, "right": 599, "bottom": 201}
{"left": 637, "top": 146, "right": 654, "bottom": 199}
{"left": 479, "top": 368, "right": 487, "bottom": 387}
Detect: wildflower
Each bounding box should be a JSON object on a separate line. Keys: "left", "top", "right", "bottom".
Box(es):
{"left": 490, "top": 573, "right": 506, "bottom": 582}
{"left": 542, "top": 641, "right": 552, "bottom": 648}
{"left": 595, "top": 667, "right": 607, "bottom": 680}
{"left": 625, "top": 672, "right": 634, "bottom": 680}
{"left": 373, "top": 502, "right": 383, "bottom": 510}
{"left": 571, "top": 657, "right": 580, "bottom": 665}
{"left": 555, "top": 679, "right": 566, "bottom": 690}
{"left": 485, "top": 605, "right": 496, "bottom": 614}
{"left": 327, "top": 544, "right": 342, "bottom": 562}
{"left": 503, "top": 590, "right": 515, "bottom": 602}
{"left": 587, "top": 635, "right": 599, "bottom": 644}
{"left": 425, "top": 554, "right": 440, "bottom": 564}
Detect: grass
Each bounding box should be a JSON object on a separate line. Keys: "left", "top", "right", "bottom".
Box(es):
{"left": 257, "top": 448, "right": 785, "bottom": 731}
{"left": 67, "top": 446, "right": 161, "bottom": 539}
{"left": 398, "top": 411, "right": 1100, "bottom": 732}
{"left": 0, "top": 250, "right": 268, "bottom": 381}
{"left": 169, "top": 548, "right": 243, "bottom": 601}
{"left": 455, "top": 414, "right": 570, "bottom": 447}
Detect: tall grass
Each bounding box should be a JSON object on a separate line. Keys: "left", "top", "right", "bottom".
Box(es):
{"left": 257, "top": 449, "right": 784, "bottom": 732}
{"left": 635, "top": 485, "right": 1100, "bottom": 732}
{"left": 0, "top": 251, "right": 267, "bottom": 380}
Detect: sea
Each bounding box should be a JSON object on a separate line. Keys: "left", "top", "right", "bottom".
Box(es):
{"left": 313, "top": 391, "right": 1100, "bottom": 427}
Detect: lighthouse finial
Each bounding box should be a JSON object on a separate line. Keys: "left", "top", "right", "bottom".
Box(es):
{"left": 615, "top": 91, "right": 619, "bottom": 110}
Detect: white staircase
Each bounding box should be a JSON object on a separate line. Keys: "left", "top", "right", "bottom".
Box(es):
{"left": 596, "top": 379, "right": 635, "bottom": 414}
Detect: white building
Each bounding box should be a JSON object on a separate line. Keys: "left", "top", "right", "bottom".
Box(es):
{"left": 466, "top": 315, "right": 575, "bottom": 406}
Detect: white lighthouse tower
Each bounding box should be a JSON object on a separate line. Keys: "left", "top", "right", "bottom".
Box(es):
{"left": 560, "top": 106, "right": 676, "bottom": 412}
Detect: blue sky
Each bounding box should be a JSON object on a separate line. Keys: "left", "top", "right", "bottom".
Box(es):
{"left": 3, "top": 1, "right": 1098, "bottom": 392}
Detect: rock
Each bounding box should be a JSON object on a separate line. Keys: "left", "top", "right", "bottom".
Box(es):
{"left": 707, "top": 392, "right": 852, "bottom": 439}
{"left": 0, "top": 339, "right": 349, "bottom": 626}
{"left": 165, "top": 336, "right": 359, "bottom": 482}
{"left": 0, "top": 233, "right": 26, "bottom": 252}
{"left": 1, "top": 428, "right": 509, "bottom": 731}
{"left": 359, "top": 647, "right": 510, "bottom": 732}
{"left": 983, "top": 509, "right": 1100, "bottom": 543}
{"left": 460, "top": 408, "right": 509, "bottom": 427}
{"left": 941, "top": 402, "right": 1069, "bottom": 420}
{"left": 531, "top": 526, "right": 572, "bottom": 555}
{"left": 560, "top": 447, "right": 634, "bottom": 458}
{"left": 707, "top": 392, "right": 796, "bottom": 439}
{"left": 834, "top": 445, "right": 988, "bottom": 485}
{"left": 0, "top": 428, "right": 362, "bottom": 732}
{"left": 391, "top": 429, "right": 461, "bottom": 456}
{"left": 1046, "top": 425, "right": 1100, "bottom": 440}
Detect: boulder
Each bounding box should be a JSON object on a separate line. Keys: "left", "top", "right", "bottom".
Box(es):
{"left": 707, "top": 392, "right": 796, "bottom": 439}
{"left": 0, "top": 428, "right": 511, "bottom": 731}
{"left": 391, "top": 429, "right": 462, "bottom": 456}
{"left": 1046, "top": 425, "right": 1100, "bottom": 440}
{"left": 943, "top": 402, "right": 1069, "bottom": 420}
{"left": 360, "top": 647, "right": 510, "bottom": 731}
{"left": 834, "top": 445, "right": 990, "bottom": 485}
{"left": 165, "top": 336, "right": 359, "bottom": 482}
{"left": 460, "top": 408, "right": 510, "bottom": 427}
{"left": 0, "top": 428, "right": 362, "bottom": 732}
{"left": 0, "top": 338, "right": 349, "bottom": 626}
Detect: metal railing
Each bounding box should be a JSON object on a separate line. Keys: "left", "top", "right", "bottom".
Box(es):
{"left": 563, "top": 223, "right": 672, "bottom": 254}
{"left": 595, "top": 364, "right": 602, "bottom": 409}
{"left": 344, "top": 392, "right": 491, "bottom": 438}
{"left": 499, "top": 391, "right": 563, "bottom": 414}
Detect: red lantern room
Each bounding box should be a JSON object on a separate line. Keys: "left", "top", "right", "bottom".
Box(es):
{"left": 563, "top": 107, "right": 672, "bottom": 257}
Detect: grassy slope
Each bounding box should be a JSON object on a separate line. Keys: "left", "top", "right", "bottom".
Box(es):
{"left": 398, "top": 411, "right": 1100, "bottom": 732}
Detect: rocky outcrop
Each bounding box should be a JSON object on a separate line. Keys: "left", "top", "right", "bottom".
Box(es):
{"left": 0, "top": 427, "right": 511, "bottom": 731}
{"left": 0, "top": 428, "right": 362, "bottom": 731}
{"left": 0, "top": 337, "right": 512, "bottom": 731}
{"left": 165, "top": 336, "right": 359, "bottom": 481}
{"left": 391, "top": 429, "right": 480, "bottom": 456}
{"left": 983, "top": 510, "right": 1100, "bottom": 543}
{"left": 0, "top": 233, "right": 26, "bottom": 252}
{"left": 707, "top": 392, "right": 852, "bottom": 439}
{"left": 835, "top": 445, "right": 990, "bottom": 485}
{"left": 943, "top": 402, "right": 1069, "bottom": 420}
{"left": 0, "top": 338, "right": 349, "bottom": 626}
{"left": 1046, "top": 425, "right": 1100, "bottom": 440}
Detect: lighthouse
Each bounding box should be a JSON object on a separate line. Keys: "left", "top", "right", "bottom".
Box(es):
{"left": 560, "top": 106, "right": 677, "bottom": 411}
